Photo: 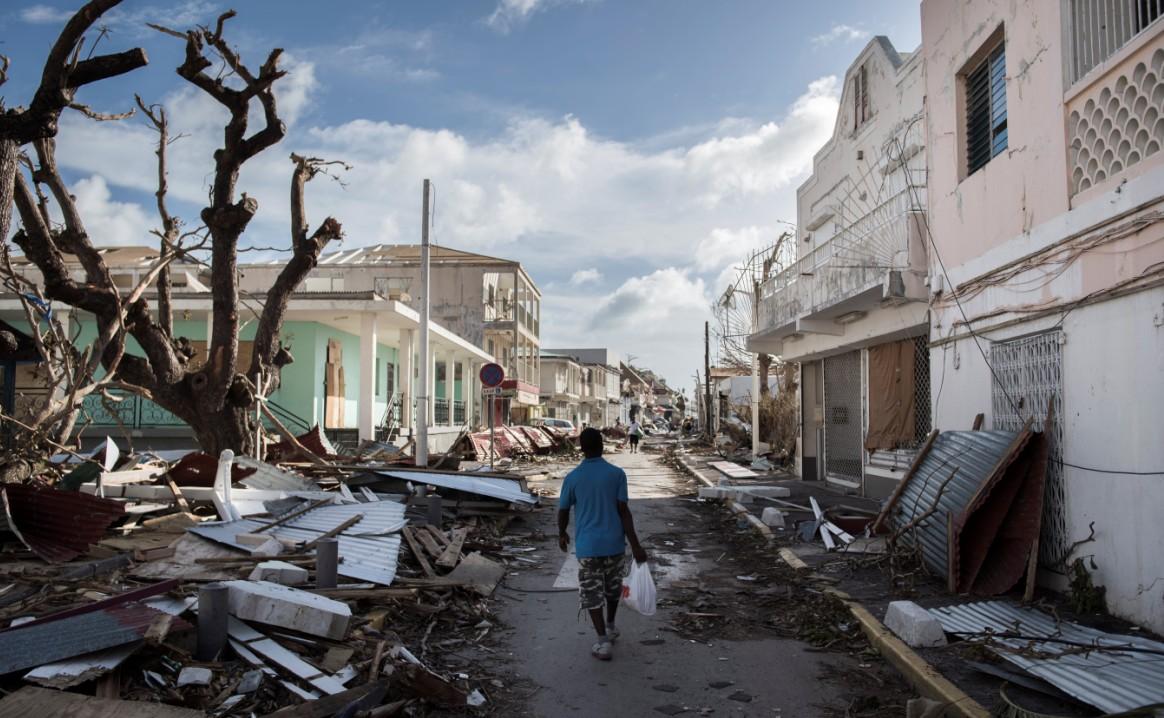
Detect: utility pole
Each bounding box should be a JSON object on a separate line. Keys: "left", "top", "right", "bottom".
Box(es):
{"left": 415, "top": 179, "right": 431, "bottom": 467}
{"left": 751, "top": 269, "right": 761, "bottom": 459}
{"left": 704, "top": 321, "right": 713, "bottom": 441}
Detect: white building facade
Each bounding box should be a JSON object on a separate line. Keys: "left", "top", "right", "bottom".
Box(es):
{"left": 750, "top": 37, "right": 931, "bottom": 498}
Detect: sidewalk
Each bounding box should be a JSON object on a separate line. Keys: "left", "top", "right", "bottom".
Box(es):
{"left": 674, "top": 449, "right": 992, "bottom": 718}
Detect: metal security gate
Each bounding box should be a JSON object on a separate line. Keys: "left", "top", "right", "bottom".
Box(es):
{"left": 991, "top": 331, "right": 1067, "bottom": 568}
{"left": 823, "top": 350, "right": 863, "bottom": 483}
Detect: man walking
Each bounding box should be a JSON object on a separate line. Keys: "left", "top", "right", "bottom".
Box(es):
{"left": 627, "top": 418, "right": 643, "bottom": 453}
{"left": 558, "top": 427, "right": 648, "bottom": 661}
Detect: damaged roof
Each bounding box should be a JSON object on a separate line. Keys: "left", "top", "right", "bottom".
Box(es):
{"left": 0, "top": 484, "right": 126, "bottom": 563}
{"left": 376, "top": 469, "right": 538, "bottom": 505}
{"left": 189, "top": 499, "right": 406, "bottom": 585}
{"left": 930, "top": 600, "right": 1164, "bottom": 713}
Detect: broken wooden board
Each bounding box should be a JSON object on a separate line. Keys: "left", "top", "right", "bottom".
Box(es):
{"left": 0, "top": 685, "right": 202, "bottom": 717}
{"left": 436, "top": 527, "right": 468, "bottom": 569}
{"left": 401, "top": 527, "right": 436, "bottom": 577}
{"left": 445, "top": 551, "right": 505, "bottom": 596}
{"left": 708, "top": 461, "right": 759, "bottom": 479}
{"left": 224, "top": 581, "right": 351, "bottom": 640}
{"left": 227, "top": 617, "right": 348, "bottom": 696}
{"left": 413, "top": 528, "right": 444, "bottom": 559}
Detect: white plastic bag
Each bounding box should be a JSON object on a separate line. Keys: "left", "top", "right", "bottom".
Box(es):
{"left": 621, "top": 561, "right": 657, "bottom": 616}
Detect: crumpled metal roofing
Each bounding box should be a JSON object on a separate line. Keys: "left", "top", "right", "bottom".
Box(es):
{"left": 888, "top": 430, "right": 1031, "bottom": 588}
{"left": 929, "top": 600, "right": 1164, "bottom": 713}
{"left": 189, "top": 499, "right": 406, "bottom": 585}
{"left": 0, "top": 603, "right": 191, "bottom": 675}
{"left": 376, "top": 469, "right": 537, "bottom": 505}
{"left": 0, "top": 484, "right": 126, "bottom": 563}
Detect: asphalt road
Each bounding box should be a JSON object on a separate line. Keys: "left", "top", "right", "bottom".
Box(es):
{"left": 492, "top": 446, "right": 875, "bottom": 718}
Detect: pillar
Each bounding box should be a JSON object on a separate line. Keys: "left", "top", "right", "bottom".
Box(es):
{"left": 400, "top": 329, "right": 414, "bottom": 430}
{"left": 358, "top": 313, "right": 377, "bottom": 441}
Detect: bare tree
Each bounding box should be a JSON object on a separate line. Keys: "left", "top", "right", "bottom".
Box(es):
{"left": 2, "top": 2, "right": 344, "bottom": 460}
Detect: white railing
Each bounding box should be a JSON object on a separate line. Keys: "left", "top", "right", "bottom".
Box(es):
{"left": 1066, "top": 0, "right": 1163, "bottom": 85}
{"left": 758, "top": 186, "right": 923, "bottom": 332}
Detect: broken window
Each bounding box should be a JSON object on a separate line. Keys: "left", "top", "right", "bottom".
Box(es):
{"left": 964, "top": 34, "right": 1007, "bottom": 175}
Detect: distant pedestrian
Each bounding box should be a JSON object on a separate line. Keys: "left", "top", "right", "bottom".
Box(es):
{"left": 558, "top": 428, "right": 648, "bottom": 661}
{"left": 627, "top": 419, "right": 643, "bottom": 453}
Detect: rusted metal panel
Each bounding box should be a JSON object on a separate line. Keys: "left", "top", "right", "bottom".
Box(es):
{"left": 888, "top": 428, "right": 1047, "bottom": 594}
{"left": 0, "top": 484, "right": 126, "bottom": 563}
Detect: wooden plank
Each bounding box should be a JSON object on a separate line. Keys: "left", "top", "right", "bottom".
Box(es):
{"left": 435, "top": 527, "right": 468, "bottom": 569}
{"left": 401, "top": 528, "right": 436, "bottom": 577}
{"left": 164, "top": 476, "right": 191, "bottom": 513}
{"left": 708, "top": 461, "right": 758, "bottom": 479}
{"left": 307, "top": 588, "right": 418, "bottom": 600}
{"left": 871, "top": 429, "right": 940, "bottom": 533}
{"left": 971, "top": 413, "right": 985, "bottom": 430}
{"left": 424, "top": 525, "right": 450, "bottom": 547}
{"left": 264, "top": 679, "right": 391, "bottom": 712}
{"left": 0, "top": 686, "right": 202, "bottom": 718}
{"left": 300, "top": 514, "right": 363, "bottom": 551}
{"left": 413, "top": 528, "right": 444, "bottom": 559}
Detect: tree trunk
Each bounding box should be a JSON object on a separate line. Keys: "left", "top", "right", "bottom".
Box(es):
{"left": 759, "top": 353, "right": 772, "bottom": 396}
{"left": 0, "top": 139, "right": 17, "bottom": 246}
{"left": 189, "top": 402, "right": 255, "bottom": 457}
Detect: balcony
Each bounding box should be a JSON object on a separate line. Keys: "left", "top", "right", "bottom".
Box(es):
{"left": 753, "top": 186, "right": 928, "bottom": 354}
{"left": 1065, "top": 22, "right": 1164, "bottom": 198}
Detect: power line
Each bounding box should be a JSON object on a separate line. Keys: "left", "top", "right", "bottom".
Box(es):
{"left": 894, "top": 122, "right": 1164, "bottom": 477}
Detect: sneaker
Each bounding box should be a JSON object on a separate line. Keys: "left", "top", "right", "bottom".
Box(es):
{"left": 591, "top": 640, "right": 612, "bottom": 661}
{"left": 606, "top": 624, "right": 620, "bottom": 643}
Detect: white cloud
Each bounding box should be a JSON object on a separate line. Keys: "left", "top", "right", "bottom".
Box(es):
{"left": 49, "top": 73, "right": 840, "bottom": 386}
{"left": 811, "top": 24, "right": 871, "bottom": 47}
{"left": 569, "top": 268, "right": 602, "bottom": 286}
{"left": 19, "top": 4, "right": 73, "bottom": 24}
{"left": 69, "top": 175, "right": 154, "bottom": 246}
{"left": 485, "top": 0, "right": 588, "bottom": 33}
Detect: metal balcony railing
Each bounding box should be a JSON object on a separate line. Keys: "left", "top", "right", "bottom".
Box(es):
{"left": 754, "top": 127, "right": 926, "bottom": 335}
{"left": 453, "top": 400, "right": 466, "bottom": 424}
{"left": 434, "top": 398, "right": 450, "bottom": 425}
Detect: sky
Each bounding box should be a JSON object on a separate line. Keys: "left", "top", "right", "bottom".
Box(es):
{"left": 0, "top": 0, "right": 922, "bottom": 391}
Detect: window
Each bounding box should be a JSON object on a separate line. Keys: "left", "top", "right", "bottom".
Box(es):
{"left": 965, "top": 38, "right": 1007, "bottom": 175}
{"left": 853, "top": 64, "right": 870, "bottom": 131}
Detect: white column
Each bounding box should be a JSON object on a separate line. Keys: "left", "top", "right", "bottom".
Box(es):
{"left": 399, "top": 329, "right": 414, "bottom": 431}
{"left": 358, "top": 313, "right": 378, "bottom": 442}
{"left": 465, "top": 358, "right": 474, "bottom": 425}
{"left": 441, "top": 355, "right": 453, "bottom": 426}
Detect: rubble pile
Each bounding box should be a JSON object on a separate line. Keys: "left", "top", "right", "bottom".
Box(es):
{"left": 0, "top": 428, "right": 546, "bottom": 716}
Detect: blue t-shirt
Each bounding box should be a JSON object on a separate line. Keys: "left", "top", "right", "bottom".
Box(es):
{"left": 559, "top": 457, "right": 629, "bottom": 558}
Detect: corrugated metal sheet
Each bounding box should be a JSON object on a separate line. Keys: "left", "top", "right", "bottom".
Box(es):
{"left": 0, "top": 484, "right": 126, "bottom": 563}
{"left": 929, "top": 601, "right": 1164, "bottom": 713}
{"left": 376, "top": 470, "right": 537, "bottom": 505}
{"left": 234, "top": 456, "right": 317, "bottom": 491}
{"left": 889, "top": 430, "right": 1028, "bottom": 584}
{"left": 188, "top": 499, "right": 406, "bottom": 585}
{"left": 0, "top": 604, "right": 191, "bottom": 675}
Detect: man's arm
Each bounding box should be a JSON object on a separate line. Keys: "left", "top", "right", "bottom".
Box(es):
{"left": 617, "top": 502, "right": 648, "bottom": 564}
{"left": 557, "top": 508, "right": 571, "bottom": 552}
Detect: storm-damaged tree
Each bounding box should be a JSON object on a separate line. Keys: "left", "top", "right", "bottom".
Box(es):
{"left": 0, "top": 0, "right": 344, "bottom": 462}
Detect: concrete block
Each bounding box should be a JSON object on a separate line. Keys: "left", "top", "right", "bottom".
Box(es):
{"left": 248, "top": 560, "right": 309, "bottom": 586}
{"left": 248, "top": 537, "right": 284, "bottom": 557}
{"left": 760, "top": 508, "right": 786, "bottom": 528}
{"left": 697, "top": 487, "right": 726, "bottom": 500}
{"left": 742, "top": 486, "right": 792, "bottom": 499}
{"left": 224, "top": 580, "right": 351, "bottom": 640}
{"left": 883, "top": 601, "right": 947, "bottom": 648}
{"left": 177, "top": 666, "right": 213, "bottom": 687}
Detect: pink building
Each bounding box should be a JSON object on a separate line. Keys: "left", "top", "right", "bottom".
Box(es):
{"left": 921, "top": 0, "right": 1164, "bottom": 631}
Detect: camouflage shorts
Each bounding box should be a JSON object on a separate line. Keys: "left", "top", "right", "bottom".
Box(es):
{"left": 577, "top": 553, "right": 627, "bottom": 611}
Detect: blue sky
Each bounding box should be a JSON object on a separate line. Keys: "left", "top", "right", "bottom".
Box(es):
{"left": 1, "top": 0, "right": 921, "bottom": 389}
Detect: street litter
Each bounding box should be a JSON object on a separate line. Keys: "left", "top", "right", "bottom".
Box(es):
{"left": 930, "top": 600, "right": 1164, "bottom": 714}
